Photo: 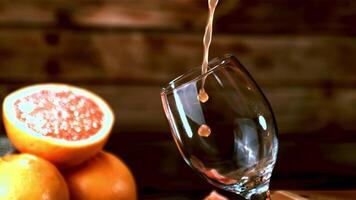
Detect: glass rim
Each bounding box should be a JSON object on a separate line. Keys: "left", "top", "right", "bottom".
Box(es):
{"left": 161, "top": 54, "right": 236, "bottom": 95}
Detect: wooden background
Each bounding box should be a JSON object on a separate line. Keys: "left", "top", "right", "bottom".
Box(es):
{"left": 0, "top": 0, "right": 355, "bottom": 199}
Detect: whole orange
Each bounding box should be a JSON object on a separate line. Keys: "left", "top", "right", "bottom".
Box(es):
{"left": 0, "top": 153, "right": 69, "bottom": 200}
{"left": 63, "top": 151, "right": 137, "bottom": 200}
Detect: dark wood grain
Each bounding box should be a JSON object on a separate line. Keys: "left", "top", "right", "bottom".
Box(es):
{"left": 1, "top": 84, "right": 355, "bottom": 134}
{"left": 0, "top": 0, "right": 355, "bottom": 35}
{"left": 0, "top": 0, "right": 355, "bottom": 198}
{"left": 104, "top": 130, "right": 356, "bottom": 195}
{"left": 0, "top": 31, "right": 355, "bottom": 86}
{"left": 272, "top": 190, "right": 356, "bottom": 200}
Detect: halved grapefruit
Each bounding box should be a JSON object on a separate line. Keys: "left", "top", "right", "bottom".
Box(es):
{"left": 2, "top": 83, "right": 114, "bottom": 168}
{"left": 0, "top": 153, "right": 69, "bottom": 200}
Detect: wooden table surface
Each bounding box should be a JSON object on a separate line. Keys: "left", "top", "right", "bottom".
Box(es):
{"left": 139, "top": 190, "right": 356, "bottom": 200}
{"left": 272, "top": 190, "right": 356, "bottom": 200}
{"left": 202, "top": 190, "right": 356, "bottom": 200}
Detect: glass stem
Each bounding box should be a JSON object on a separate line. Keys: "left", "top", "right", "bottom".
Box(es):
{"left": 250, "top": 190, "right": 271, "bottom": 200}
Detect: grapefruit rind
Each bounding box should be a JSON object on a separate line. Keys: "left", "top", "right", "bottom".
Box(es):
{"left": 0, "top": 153, "right": 70, "bottom": 200}
{"left": 63, "top": 151, "right": 137, "bottom": 200}
{"left": 2, "top": 83, "right": 114, "bottom": 167}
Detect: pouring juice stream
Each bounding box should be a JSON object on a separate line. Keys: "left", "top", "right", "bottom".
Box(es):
{"left": 197, "top": 0, "right": 219, "bottom": 137}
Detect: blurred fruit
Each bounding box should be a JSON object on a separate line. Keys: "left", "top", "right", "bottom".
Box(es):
{"left": 0, "top": 153, "right": 69, "bottom": 200}
{"left": 204, "top": 191, "right": 228, "bottom": 200}
{"left": 63, "top": 151, "right": 137, "bottom": 200}
{"left": 2, "top": 83, "right": 114, "bottom": 168}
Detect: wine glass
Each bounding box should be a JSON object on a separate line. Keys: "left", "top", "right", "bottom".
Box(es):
{"left": 161, "top": 54, "right": 278, "bottom": 200}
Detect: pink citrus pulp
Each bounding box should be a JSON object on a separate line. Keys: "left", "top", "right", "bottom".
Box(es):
{"left": 2, "top": 83, "right": 114, "bottom": 168}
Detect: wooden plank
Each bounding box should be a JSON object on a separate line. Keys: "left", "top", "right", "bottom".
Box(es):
{"left": 93, "top": 86, "right": 356, "bottom": 133}
{"left": 0, "top": 0, "right": 206, "bottom": 29}
{"left": 0, "top": 0, "right": 355, "bottom": 35}
{"left": 273, "top": 191, "right": 308, "bottom": 200}
{"left": 67, "top": 86, "right": 356, "bottom": 133}
{"left": 1, "top": 84, "right": 355, "bottom": 134}
{"left": 0, "top": 30, "right": 356, "bottom": 85}
{"left": 107, "top": 131, "right": 356, "bottom": 192}
{"left": 332, "top": 89, "right": 356, "bottom": 130}
{"left": 286, "top": 190, "right": 356, "bottom": 200}
{"left": 140, "top": 190, "right": 356, "bottom": 200}
{"left": 197, "top": 190, "right": 356, "bottom": 200}
{"left": 263, "top": 87, "right": 327, "bottom": 133}
{"left": 70, "top": 1, "right": 206, "bottom": 30}
{"left": 0, "top": 1, "right": 54, "bottom": 25}
{"left": 214, "top": 0, "right": 356, "bottom": 35}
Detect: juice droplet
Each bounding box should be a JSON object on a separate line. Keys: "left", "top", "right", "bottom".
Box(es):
{"left": 198, "top": 89, "right": 209, "bottom": 103}
{"left": 198, "top": 124, "right": 211, "bottom": 137}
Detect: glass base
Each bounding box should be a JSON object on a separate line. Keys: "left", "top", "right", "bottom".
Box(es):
{"left": 250, "top": 190, "right": 270, "bottom": 200}
{"left": 223, "top": 181, "right": 271, "bottom": 200}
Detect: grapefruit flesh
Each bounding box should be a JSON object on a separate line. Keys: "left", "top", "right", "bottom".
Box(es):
{"left": 2, "top": 84, "right": 114, "bottom": 168}
{"left": 0, "top": 153, "right": 69, "bottom": 200}
{"left": 14, "top": 89, "right": 103, "bottom": 141}
{"left": 63, "top": 151, "right": 137, "bottom": 200}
